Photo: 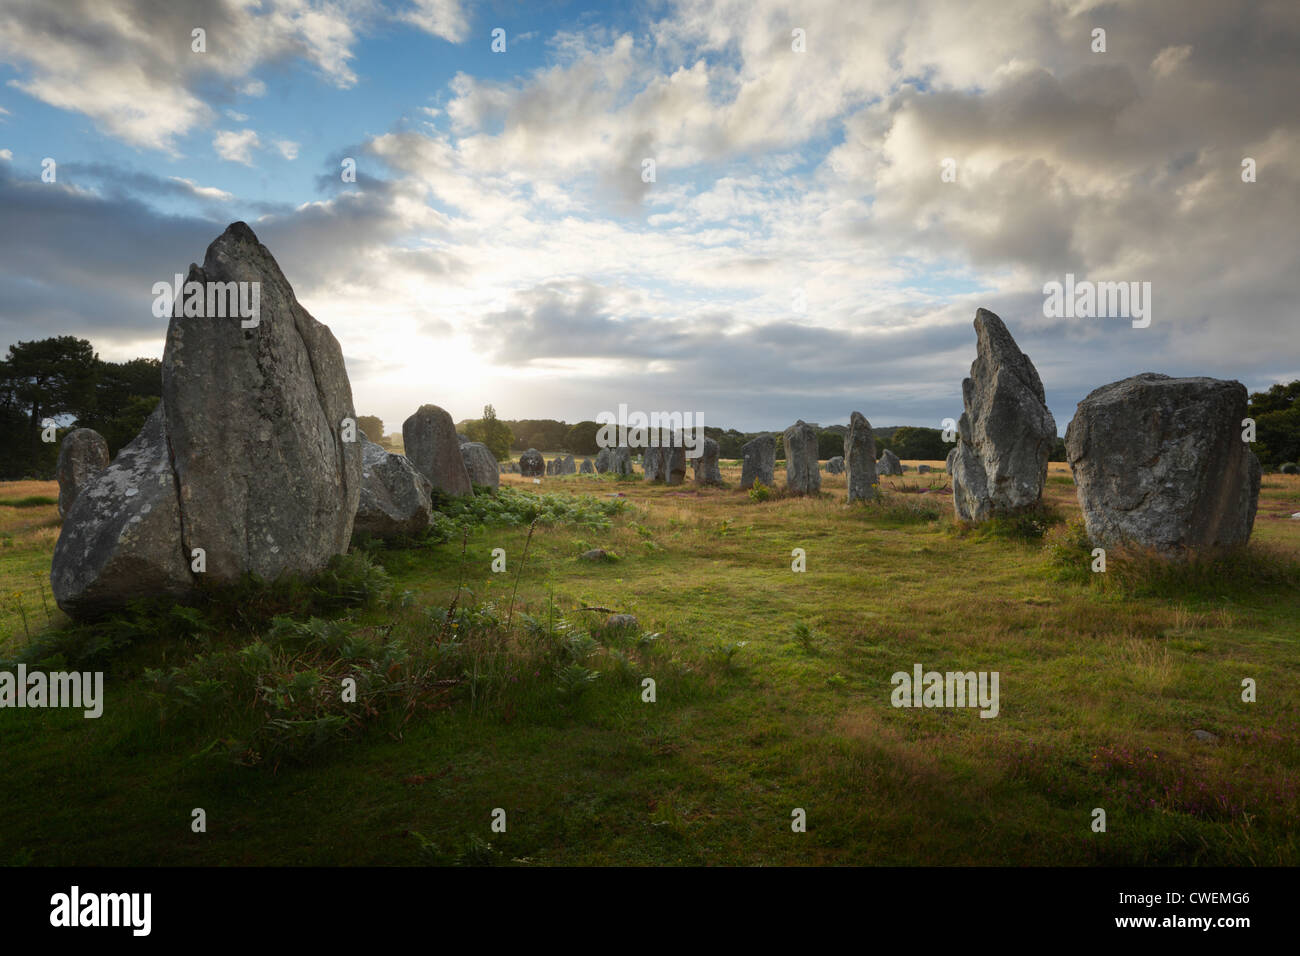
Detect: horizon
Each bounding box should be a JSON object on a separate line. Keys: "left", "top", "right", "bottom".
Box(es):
{"left": 2, "top": 0, "right": 1297, "bottom": 435}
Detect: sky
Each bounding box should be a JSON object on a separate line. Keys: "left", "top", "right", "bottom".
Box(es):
{"left": 0, "top": 0, "right": 1296, "bottom": 435}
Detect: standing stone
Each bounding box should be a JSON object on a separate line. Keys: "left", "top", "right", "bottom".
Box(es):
{"left": 403, "top": 404, "right": 473, "bottom": 497}
{"left": 51, "top": 408, "right": 191, "bottom": 615}
{"left": 692, "top": 437, "right": 723, "bottom": 485}
{"left": 845, "top": 411, "right": 878, "bottom": 502}
{"left": 918, "top": 464, "right": 932, "bottom": 474}
{"left": 519, "top": 449, "right": 544, "bottom": 477}
{"left": 159, "top": 221, "right": 362, "bottom": 585}
{"left": 642, "top": 445, "right": 665, "bottom": 481}
{"left": 561, "top": 455, "right": 576, "bottom": 475}
{"left": 878, "top": 449, "right": 903, "bottom": 476}
{"left": 1065, "top": 373, "right": 1262, "bottom": 554}
{"left": 664, "top": 443, "right": 686, "bottom": 485}
{"left": 783, "top": 421, "right": 821, "bottom": 495}
{"left": 52, "top": 222, "right": 365, "bottom": 613}
{"left": 825, "top": 456, "right": 845, "bottom": 475}
{"left": 610, "top": 446, "right": 633, "bottom": 476}
{"left": 595, "top": 447, "right": 612, "bottom": 473}
{"left": 457, "top": 433, "right": 470, "bottom": 445}
{"left": 57, "top": 428, "right": 110, "bottom": 518}
{"left": 461, "top": 441, "right": 500, "bottom": 489}
{"left": 741, "top": 435, "right": 775, "bottom": 490}
{"left": 546, "top": 458, "right": 555, "bottom": 476}
{"left": 354, "top": 438, "right": 433, "bottom": 540}
{"left": 947, "top": 308, "right": 1056, "bottom": 522}
{"left": 580, "top": 458, "right": 594, "bottom": 474}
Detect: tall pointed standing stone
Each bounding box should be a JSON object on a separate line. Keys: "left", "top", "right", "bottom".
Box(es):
{"left": 52, "top": 222, "right": 363, "bottom": 615}
{"left": 947, "top": 309, "right": 1056, "bottom": 522}
{"left": 159, "top": 222, "right": 363, "bottom": 584}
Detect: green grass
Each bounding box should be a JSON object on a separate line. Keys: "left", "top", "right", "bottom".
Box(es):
{"left": 2, "top": 466, "right": 1299, "bottom": 866}
{"left": 0, "top": 496, "right": 59, "bottom": 508}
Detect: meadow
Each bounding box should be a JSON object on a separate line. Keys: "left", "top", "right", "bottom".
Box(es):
{"left": 1, "top": 462, "right": 1298, "bottom": 866}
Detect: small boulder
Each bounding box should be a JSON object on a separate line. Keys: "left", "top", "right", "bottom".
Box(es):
{"left": 56, "top": 428, "right": 111, "bottom": 518}
{"left": 460, "top": 441, "right": 500, "bottom": 489}
{"left": 354, "top": 438, "right": 433, "bottom": 540}
{"left": 51, "top": 408, "right": 192, "bottom": 615}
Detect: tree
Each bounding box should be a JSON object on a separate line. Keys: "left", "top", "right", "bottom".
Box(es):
{"left": 356, "top": 415, "right": 385, "bottom": 443}
{"left": 817, "top": 430, "right": 844, "bottom": 460}
{"left": 1249, "top": 381, "right": 1300, "bottom": 466}
{"left": 465, "top": 404, "right": 514, "bottom": 460}
{"left": 0, "top": 337, "right": 99, "bottom": 478}
{"left": 1, "top": 337, "right": 98, "bottom": 430}
{"left": 888, "top": 426, "right": 951, "bottom": 461}
{"left": 77, "top": 357, "right": 162, "bottom": 456}
{"left": 564, "top": 420, "right": 601, "bottom": 456}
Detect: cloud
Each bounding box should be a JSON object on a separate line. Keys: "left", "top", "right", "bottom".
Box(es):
{"left": 0, "top": 0, "right": 363, "bottom": 152}
{"left": 213, "top": 129, "right": 262, "bottom": 165}
{"left": 274, "top": 139, "right": 301, "bottom": 161}
{"left": 0, "top": 149, "right": 11, "bottom": 161}
{"left": 400, "top": 0, "right": 469, "bottom": 43}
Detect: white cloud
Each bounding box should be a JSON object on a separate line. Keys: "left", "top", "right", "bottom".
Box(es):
{"left": 0, "top": 0, "right": 360, "bottom": 152}
{"left": 225, "top": 109, "right": 249, "bottom": 122}
{"left": 0, "top": 149, "right": 11, "bottom": 161}
{"left": 401, "top": 0, "right": 469, "bottom": 43}
{"left": 167, "top": 176, "right": 232, "bottom": 201}
{"left": 274, "top": 139, "right": 300, "bottom": 160}
{"left": 213, "top": 129, "right": 261, "bottom": 165}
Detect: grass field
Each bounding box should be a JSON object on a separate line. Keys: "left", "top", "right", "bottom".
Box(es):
{"left": 2, "top": 462, "right": 1298, "bottom": 866}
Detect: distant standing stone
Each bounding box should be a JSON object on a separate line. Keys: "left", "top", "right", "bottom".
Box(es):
{"left": 877, "top": 449, "right": 903, "bottom": 476}
{"left": 403, "top": 404, "right": 473, "bottom": 497}
{"left": 845, "top": 411, "right": 878, "bottom": 502}
{"left": 580, "top": 457, "right": 594, "bottom": 473}
{"left": 692, "top": 436, "right": 723, "bottom": 485}
{"left": 740, "top": 435, "right": 775, "bottom": 490}
{"left": 56, "top": 428, "right": 110, "bottom": 518}
{"left": 519, "top": 448, "right": 544, "bottom": 477}
{"left": 460, "top": 441, "right": 500, "bottom": 489}
{"left": 825, "top": 456, "right": 845, "bottom": 475}
{"left": 609, "top": 446, "right": 633, "bottom": 476}
{"left": 783, "top": 420, "right": 821, "bottom": 495}
{"left": 595, "top": 447, "right": 612, "bottom": 473}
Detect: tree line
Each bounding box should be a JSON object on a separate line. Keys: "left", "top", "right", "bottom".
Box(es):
{"left": 3, "top": 336, "right": 1297, "bottom": 478}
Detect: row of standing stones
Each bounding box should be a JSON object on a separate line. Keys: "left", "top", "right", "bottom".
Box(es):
{"left": 49, "top": 225, "right": 1261, "bottom": 620}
